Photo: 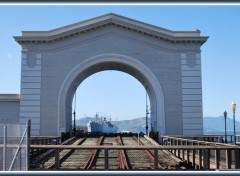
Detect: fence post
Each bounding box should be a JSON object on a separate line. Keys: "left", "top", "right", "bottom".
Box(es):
{"left": 182, "top": 141, "right": 185, "bottom": 160}
{"left": 27, "top": 120, "right": 31, "bottom": 171}
{"left": 174, "top": 140, "right": 176, "bottom": 155}
{"left": 187, "top": 149, "right": 190, "bottom": 164}
{"left": 3, "top": 125, "right": 7, "bottom": 171}
{"left": 226, "top": 149, "right": 232, "bottom": 169}
{"left": 199, "top": 149, "right": 203, "bottom": 169}
{"left": 170, "top": 139, "right": 172, "bottom": 153}
{"left": 104, "top": 149, "right": 108, "bottom": 170}
{"left": 55, "top": 148, "right": 59, "bottom": 170}
{"left": 19, "top": 145, "right": 22, "bottom": 170}
{"left": 154, "top": 149, "right": 158, "bottom": 170}
{"left": 192, "top": 149, "right": 196, "bottom": 166}
{"left": 234, "top": 149, "right": 240, "bottom": 169}
{"left": 203, "top": 149, "right": 210, "bottom": 170}
{"left": 182, "top": 140, "right": 184, "bottom": 160}
{"left": 215, "top": 149, "right": 220, "bottom": 169}
{"left": 177, "top": 139, "right": 180, "bottom": 158}
{"left": 177, "top": 139, "right": 181, "bottom": 158}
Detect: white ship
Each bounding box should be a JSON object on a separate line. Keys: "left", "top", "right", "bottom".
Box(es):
{"left": 87, "top": 113, "right": 118, "bottom": 133}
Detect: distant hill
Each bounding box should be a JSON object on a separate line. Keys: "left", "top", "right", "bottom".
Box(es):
{"left": 113, "top": 117, "right": 148, "bottom": 133}
{"left": 76, "top": 116, "right": 240, "bottom": 135}
{"left": 203, "top": 116, "right": 240, "bottom": 135}
{"left": 76, "top": 117, "right": 93, "bottom": 126}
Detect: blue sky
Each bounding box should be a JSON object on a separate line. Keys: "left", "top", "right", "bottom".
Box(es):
{"left": 1, "top": 5, "right": 240, "bottom": 121}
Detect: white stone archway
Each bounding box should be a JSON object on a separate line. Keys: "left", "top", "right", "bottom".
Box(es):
{"left": 58, "top": 53, "right": 165, "bottom": 136}
{"left": 15, "top": 13, "right": 208, "bottom": 136}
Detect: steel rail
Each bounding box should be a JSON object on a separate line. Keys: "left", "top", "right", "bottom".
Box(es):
{"left": 47, "top": 138, "right": 86, "bottom": 169}
{"left": 83, "top": 136, "right": 105, "bottom": 169}
{"left": 30, "top": 137, "right": 77, "bottom": 168}
{"left": 1, "top": 171, "right": 240, "bottom": 176}
{"left": 30, "top": 145, "right": 240, "bottom": 150}
{"left": 116, "top": 136, "right": 129, "bottom": 169}
{"left": 133, "top": 136, "right": 163, "bottom": 170}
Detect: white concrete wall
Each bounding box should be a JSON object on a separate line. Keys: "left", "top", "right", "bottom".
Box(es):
{"left": 19, "top": 24, "right": 204, "bottom": 136}
{"left": 0, "top": 95, "right": 20, "bottom": 124}
{"left": 181, "top": 52, "right": 203, "bottom": 135}
{"left": 19, "top": 54, "right": 41, "bottom": 135}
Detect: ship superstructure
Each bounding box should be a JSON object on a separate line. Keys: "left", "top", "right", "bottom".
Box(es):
{"left": 87, "top": 113, "right": 118, "bottom": 133}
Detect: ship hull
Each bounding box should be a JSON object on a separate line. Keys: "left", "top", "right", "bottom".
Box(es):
{"left": 87, "top": 121, "right": 118, "bottom": 133}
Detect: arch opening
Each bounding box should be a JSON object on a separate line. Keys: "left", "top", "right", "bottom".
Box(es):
{"left": 71, "top": 70, "right": 151, "bottom": 133}
{"left": 58, "top": 54, "right": 165, "bottom": 137}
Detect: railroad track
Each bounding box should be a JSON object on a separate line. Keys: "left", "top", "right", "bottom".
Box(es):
{"left": 30, "top": 137, "right": 78, "bottom": 168}
{"left": 61, "top": 137, "right": 101, "bottom": 169}
{"left": 31, "top": 135, "right": 184, "bottom": 170}
{"left": 116, "top": 136, "right": 129, "bottom": 169}
{"left": 121, "top": 136, "right": 155, "bottom": 169}
{"left": 138, "top": 136, "right": 182, "bottom": 169}
{"left": 92, "top": 136, "right": 119, "bottom": 169}
{"left": 43, "top": 138, "right": 86, "bottom": 169}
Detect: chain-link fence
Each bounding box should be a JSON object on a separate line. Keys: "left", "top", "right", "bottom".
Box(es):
{"left": 0, "top": 121, "right": 30, "bottom": 171}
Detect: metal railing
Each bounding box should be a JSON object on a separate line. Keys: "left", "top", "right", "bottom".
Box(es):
{"left": 0, "top": 171, "right": 240, "bottom": 176}
{"left": 0, "top": 120, "right": 30, "bottom": 171}
{"left": 162, "top": 135, "right": 240, "bottom": 144}
{"left": 31, "top": 136, "right": 61, "bottom": 145}
{"left": 162, "top": 136, "right": 240, "bottom": 169}
{"left": 30, "top": 144, "right": 240, "bottom": 170}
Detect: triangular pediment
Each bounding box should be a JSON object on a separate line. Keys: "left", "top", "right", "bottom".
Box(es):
{"left": 14, "top": 13, "right": 208, "bottom": 45}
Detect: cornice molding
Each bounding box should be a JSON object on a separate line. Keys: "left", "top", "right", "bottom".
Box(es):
{"left": 0, "top": 94, "right": 20, "bottom": 102}
{"left": 14, "top": 13, "right": 208, "bottom": 46}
